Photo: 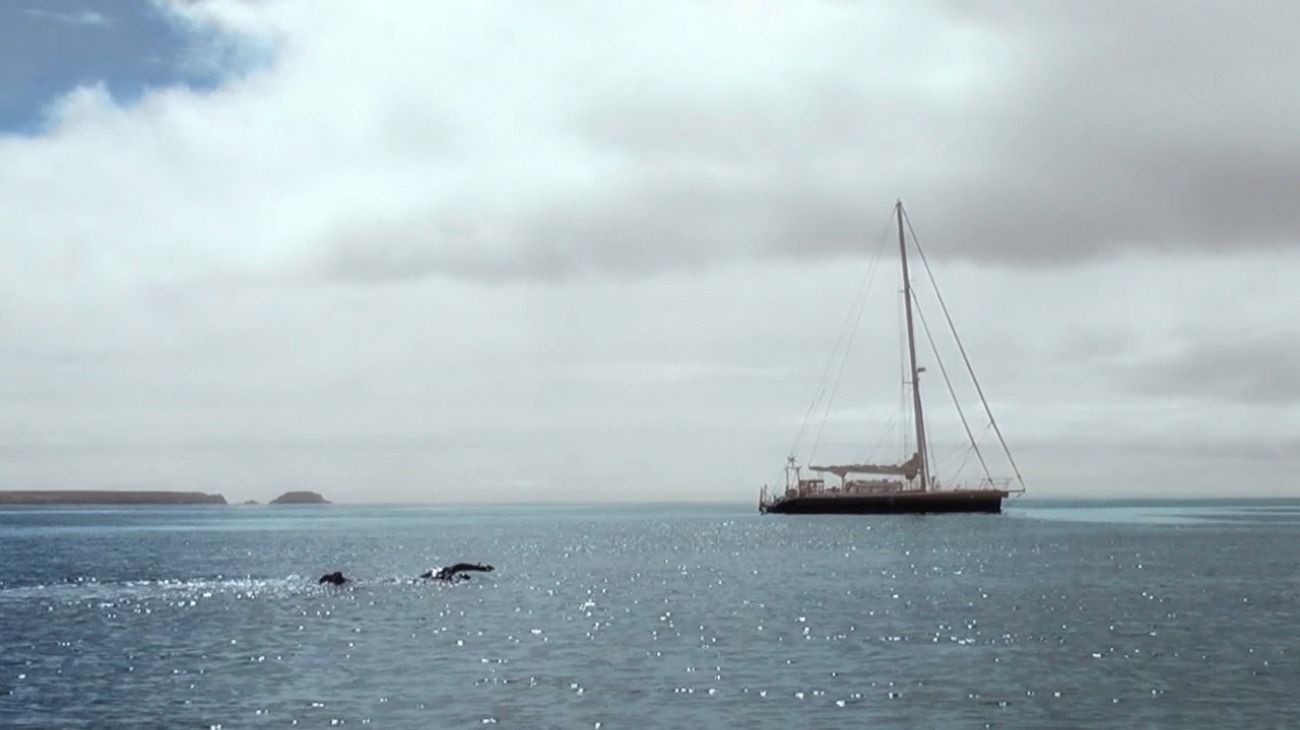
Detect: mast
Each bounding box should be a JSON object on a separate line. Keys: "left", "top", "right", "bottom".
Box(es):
{"left": 897, "top": 201, "right": 930, "bottom": 491}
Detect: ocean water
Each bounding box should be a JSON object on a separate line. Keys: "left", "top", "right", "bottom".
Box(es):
{"left": 1, "top": 501, "right": 1297, "bottom": 728}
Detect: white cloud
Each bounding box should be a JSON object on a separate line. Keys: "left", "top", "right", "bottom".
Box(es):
{"left": 1, "top": 0, "right": 1297, "bottom": 501}
{"left": 23, "top": 8, "right": 112, "bottom": 27}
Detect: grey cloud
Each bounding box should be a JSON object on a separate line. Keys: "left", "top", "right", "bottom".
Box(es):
{"left": 940, "top": 2, "right": 1300, "bottom": 259}
{"left": 322, "top": 0, "right": 1300, "bottom": 285}
{"left": 22, "top": 1, "right": 1294, "bottom": 286}
{"left": 320, "top": 167, "right": 891, "bottom": 284}
{"left": 1126, "top": 336, "right": 1300, "bottom": 405}
{"left": 1168, "top": 436, "right": 1300, "bottom": 464}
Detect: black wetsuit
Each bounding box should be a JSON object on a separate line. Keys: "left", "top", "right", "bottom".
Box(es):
{"left": 420, "top": 563, "right": 494, "bottom": 581}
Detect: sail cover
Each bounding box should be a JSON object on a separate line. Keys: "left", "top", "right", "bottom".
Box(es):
{"left": 810, "top": 453, "right": 921, "bottom": 480}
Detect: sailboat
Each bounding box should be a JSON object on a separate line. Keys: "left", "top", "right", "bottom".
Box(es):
{"left": 760, "top": 201, "right": 1025, "bottom": 515}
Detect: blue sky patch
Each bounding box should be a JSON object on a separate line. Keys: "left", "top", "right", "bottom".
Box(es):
{"left": 0, "top": 0, "right": 265, "bottom": 134}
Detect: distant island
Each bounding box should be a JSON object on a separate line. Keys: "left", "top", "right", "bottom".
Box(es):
{"left": 0, "top": 490, "right": 226, "bottom": 506}
{"left": 269, "top": 491, "right": 330, "bottom": 505}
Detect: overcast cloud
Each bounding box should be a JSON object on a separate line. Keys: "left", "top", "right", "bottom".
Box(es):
{"left": 1, "top": 0, "right": 1297, "bottom": 502}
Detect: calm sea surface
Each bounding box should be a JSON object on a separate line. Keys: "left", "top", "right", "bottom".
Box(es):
{"left": 1, "top": 500, "right": 1297, "bottom": 728}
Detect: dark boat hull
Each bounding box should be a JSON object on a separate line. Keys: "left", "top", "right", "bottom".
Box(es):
{"left": 763, "top": 489, "right": 1008, "bottom": 515}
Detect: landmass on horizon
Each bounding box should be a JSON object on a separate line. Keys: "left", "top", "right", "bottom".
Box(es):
{"left": 0, "top": 490, "right": 333, "bottom": 506}
{"left": 0, "top": 490, "right": 226, "bottom": 505}
{"left": 269, "top": 491, "right": 330, "bottom": 505}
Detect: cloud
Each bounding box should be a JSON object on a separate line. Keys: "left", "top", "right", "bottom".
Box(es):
{"left": 1127, "top": 336, "right": 1300, "bottom": 406}
{"left": 4, "top": 0, "right": 1300, "bottom": 290}
{"left": 1, "top": 1, "right": 1298, "bottom": 501}
{"left": 23, "top": 8, "right": 111, "bottom": 28}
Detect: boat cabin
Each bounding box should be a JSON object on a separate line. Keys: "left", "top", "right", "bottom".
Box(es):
{"left": 788, "top": 477, "right": 824, "bottom": 498}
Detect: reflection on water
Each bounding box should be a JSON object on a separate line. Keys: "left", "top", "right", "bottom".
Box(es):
{"left": 1010, "top": 499, "right": 1300, "bottom": 526}
{"left": 1, "top": 501, "right": 1297, "bottom": 728}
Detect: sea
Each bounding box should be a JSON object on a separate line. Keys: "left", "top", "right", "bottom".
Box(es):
{"left": 1, "top": 500, "right": 1297, "bottom": 728}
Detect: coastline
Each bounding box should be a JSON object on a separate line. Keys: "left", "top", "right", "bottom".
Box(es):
{"left": 0, "top": 490, "right": 226, "bottom": 506}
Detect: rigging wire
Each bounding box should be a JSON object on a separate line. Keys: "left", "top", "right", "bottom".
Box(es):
{"left": 901, "top": 206, "right": 1028, "bottom": 492}
{"left": 796, "top": 209, "right": 896, "bottom": 464}
{"left": 788, "top": 288, "right": 861, "bottom": 458}
{"left": 808, "top": 253, "right": 879, "bottom": 463}
{"left": 863, "top": 412, "right": 900, "bottom": 464}
{"left": 932, "top": 443, "right": 972, "bottom": 487}
{"left": 912, "top": 294, "right": 994, "bottom": 485}
{"left": 787, "top": 212, "right": 895, "bottom": 460}
{"left": 952, "top": 445, "right": 976, "bottom": 482}
{"left": 898, "top": 288, "right": 910, "bottom": 460}
{"left": 862, "top": 287, "right": 908, "bottom": 463}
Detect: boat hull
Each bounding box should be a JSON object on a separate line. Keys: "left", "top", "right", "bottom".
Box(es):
{"left": 762, "top": 489, "right": 1008, "bottom": 515}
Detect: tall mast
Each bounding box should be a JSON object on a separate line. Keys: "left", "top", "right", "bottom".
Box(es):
{"left": 897, "top": 201, "right": 930, "bottom": 491}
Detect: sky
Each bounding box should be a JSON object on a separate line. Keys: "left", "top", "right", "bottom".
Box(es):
{"left": 1, "top": 0, "right": 1297, "bottom": 503}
